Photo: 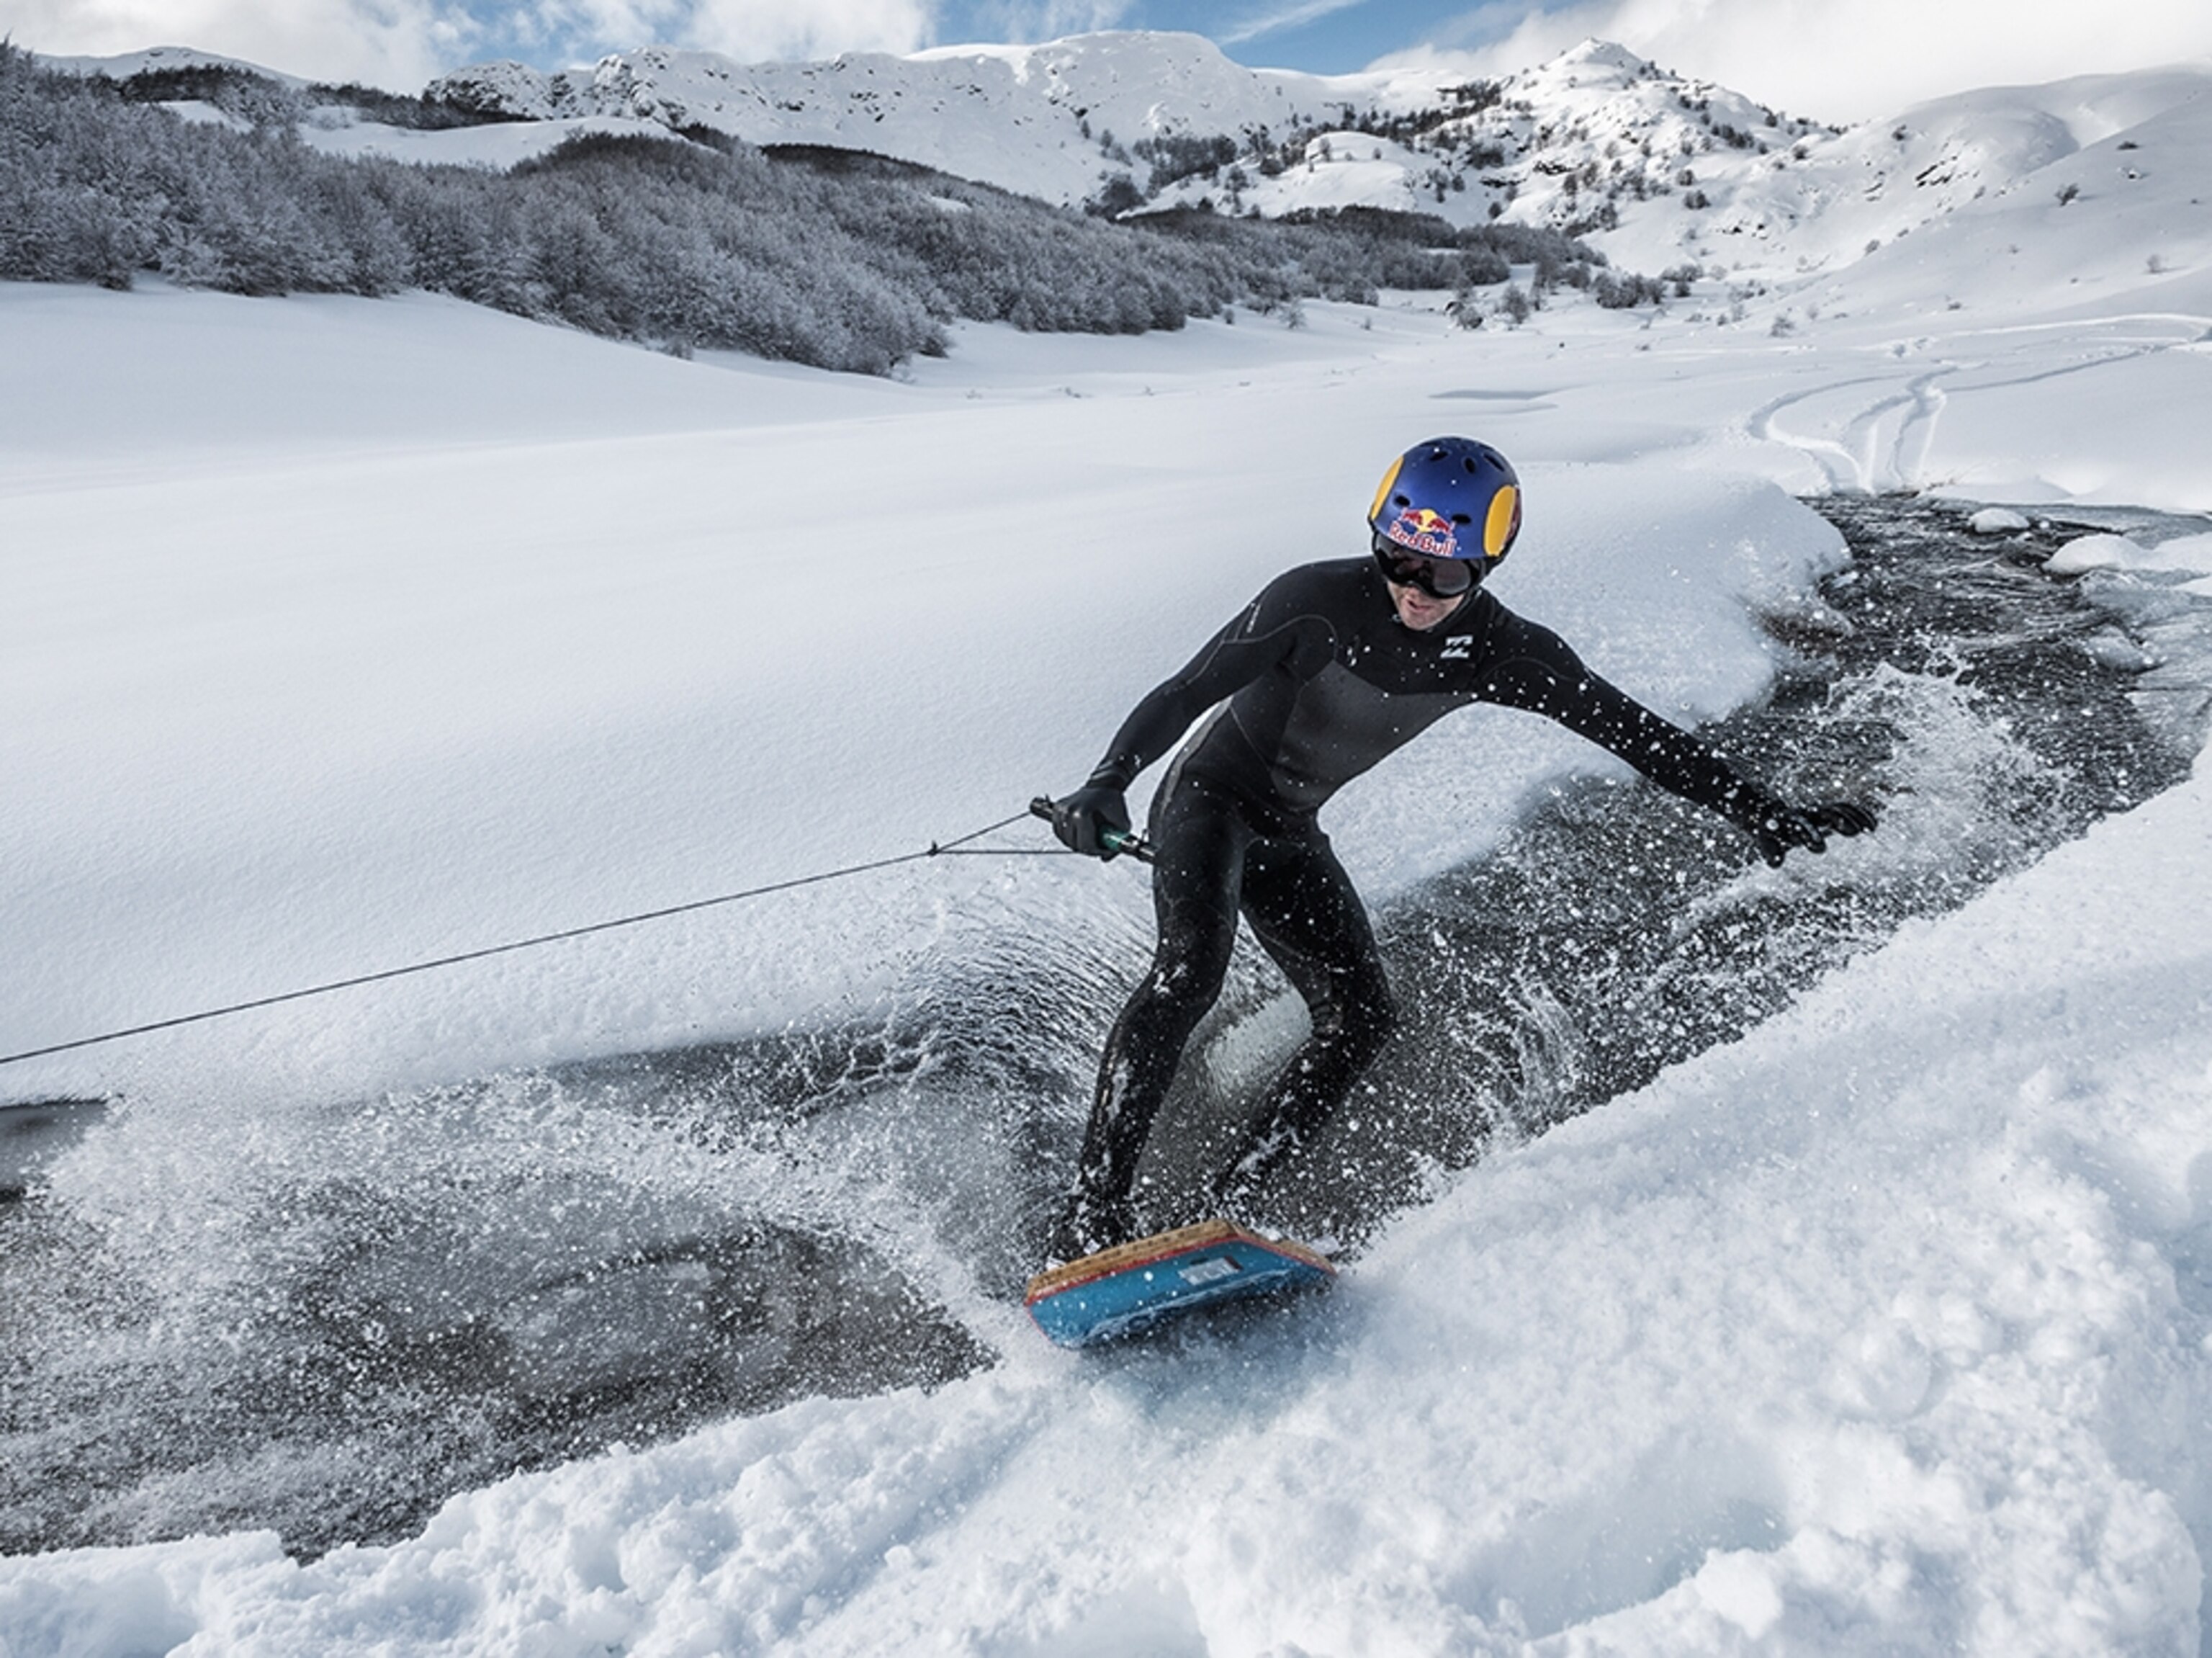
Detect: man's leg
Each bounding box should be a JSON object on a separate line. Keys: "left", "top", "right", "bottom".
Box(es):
{"left": 1056, "top": 780, "right": 1249, "bottom": 1257}
{"left": 1208, "top": 828, "right": 1397, "bottom": 1214}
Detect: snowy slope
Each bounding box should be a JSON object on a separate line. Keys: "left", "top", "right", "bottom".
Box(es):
{"left": 293, "top": 111, "right": 675, "bottom": 169}
{"left": 1755, "top": 66, "right": 2212, "bottom": 270}
{"left": 1793, "top": 79, "right": 2212, "bottom": 321}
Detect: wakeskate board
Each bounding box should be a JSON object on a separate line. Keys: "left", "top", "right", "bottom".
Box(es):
{"left": 1024, "top": 1218, "right": 1335, "bottom": 1348}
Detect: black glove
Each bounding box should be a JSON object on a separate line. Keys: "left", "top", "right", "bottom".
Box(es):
{"left": 1051, "top": 784, "right": 1132, "bottom": 861}
{"left": 1745, "top": 797, "right": 1879, "bottom": 867}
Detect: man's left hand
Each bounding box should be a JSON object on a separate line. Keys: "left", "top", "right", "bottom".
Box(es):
{"left": 1748, "top": 798, "right": 1879, "bottom": 867}
{"left": 1051, "top": 784, "right": 1133, "bottom": 860}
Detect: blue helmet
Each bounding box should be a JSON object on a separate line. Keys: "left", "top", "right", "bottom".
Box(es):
{"left": 1367, "top": 436, "right": 1522, "bottom": 569}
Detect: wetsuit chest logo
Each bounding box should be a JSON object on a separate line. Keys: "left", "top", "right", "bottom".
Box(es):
{"left": 1439, "top": 635, "right": 1473, "bottom": 660}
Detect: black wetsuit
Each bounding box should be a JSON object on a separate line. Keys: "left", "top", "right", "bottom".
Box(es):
{"left": 1070, "top": 555, "right": 1779, "bottom": 1229}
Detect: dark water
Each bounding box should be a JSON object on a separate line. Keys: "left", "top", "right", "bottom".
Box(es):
{"left": 4, "top": 496, "right": 2208, "bottom": 1560}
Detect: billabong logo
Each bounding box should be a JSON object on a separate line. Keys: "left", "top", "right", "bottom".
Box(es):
{"left": 1439, "top": 635, "right": 1473, "bottom": 659}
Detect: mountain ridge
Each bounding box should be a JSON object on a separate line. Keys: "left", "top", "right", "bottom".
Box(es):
{"left": 33, "top": 31, "right": 2212, "bottom": 295}
{"left": 414, "top": 32, "right": 2212, "bottom": 283}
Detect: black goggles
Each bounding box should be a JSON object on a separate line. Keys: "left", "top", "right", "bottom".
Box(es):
{"left": 1372, "top": 539, "right": 1478, "bottom": 599}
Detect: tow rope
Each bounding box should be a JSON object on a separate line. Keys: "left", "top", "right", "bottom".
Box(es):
{"left": 1, "top": 806, "right": 1082, "bottom": 1068}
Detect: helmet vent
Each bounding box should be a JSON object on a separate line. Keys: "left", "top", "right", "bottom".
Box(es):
{"left": 1450, "top": 513, "right": 1470, "bottom": 524}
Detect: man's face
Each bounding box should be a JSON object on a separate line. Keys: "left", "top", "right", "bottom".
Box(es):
{"left": 1387, "top": 577, "right": 1467, "bottom": 631}
{"left": 1378, "top": 550, "right": 1473, "bottom": 631}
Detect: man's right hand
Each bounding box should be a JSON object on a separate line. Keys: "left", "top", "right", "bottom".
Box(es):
{"left": 1051, "top": 785, "right": 1132, "bottom": 860}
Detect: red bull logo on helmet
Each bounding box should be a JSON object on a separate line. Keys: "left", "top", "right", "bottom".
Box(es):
{"left": 1385, "top": 506, "right": 1461, "bottom": 559}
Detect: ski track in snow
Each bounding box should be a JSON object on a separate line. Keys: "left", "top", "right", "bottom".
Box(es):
{"left": 1747, "top": 310, "right": 2211, "bottom": 498}
{"left": 1748, "top": 371, "right": 1954, "bottom": 494}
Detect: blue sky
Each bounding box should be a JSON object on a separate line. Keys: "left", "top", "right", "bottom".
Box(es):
{"left": 6, "top": 0, "right": 2210, "bottom": 124}
{"left": 837, "top": 1, "right": 1501, "bottom": 75}
{"left": 436, "top": 0, "right": 1509, "bottom": 79}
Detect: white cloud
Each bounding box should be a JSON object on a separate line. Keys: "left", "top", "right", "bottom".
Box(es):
{"left": 1390, "top": 0, "right": 2212, "bottom": 124}
{"left": 473, "top": 0, "right": 939, "bottom": 71}
{"left": 16, "top": 0, "right": 2205, "bottom": 117}
{"left": 1219, "top": 0, "right": 1366, "bottom": 49}
{"left": 506, "top": 0, "right": 688, "bottom": 58}
{"left": 0, "top": 0, "right": 940, "bottom": 84}
{"left": 938, "top": 0, "right": 1133, "bottom": 48}
{"left": 665, "top": 0, "right": 932, "bottom": 62}
{"left": 0, "top": 0, "right": 481, "bottom": 86}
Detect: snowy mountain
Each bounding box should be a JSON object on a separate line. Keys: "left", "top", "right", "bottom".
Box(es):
{"left": 417, "top": 32, "right": 2212, "bottom": 286}
{"left": 32, "top": 42, "right": 309, "bottom": 88}
{"left": 41, "top": 29, "right": 2212, "bottom": 298}
{"left": 423, "top": 32, "right": 1386, "bottom": 209}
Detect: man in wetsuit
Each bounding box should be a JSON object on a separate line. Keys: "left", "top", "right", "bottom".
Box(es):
{"left": 1044, "top": 436, "right": 1874, "bottom": 1263}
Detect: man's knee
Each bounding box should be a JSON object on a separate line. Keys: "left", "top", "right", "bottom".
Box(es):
{"left": 1309, "top": 969, "right": 1398, "bottom": 1060}
{"left": 1144, "top": 900, "right": 1239, "bottom": 1010}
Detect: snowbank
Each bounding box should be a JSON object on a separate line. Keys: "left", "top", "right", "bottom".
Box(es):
{"left": 2046, "top": 529, "right": 2212, "bottom": 576}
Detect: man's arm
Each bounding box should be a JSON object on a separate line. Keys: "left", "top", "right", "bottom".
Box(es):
{"left": 1052, "top": 580, "right": 1333, "bottom": 857}
{"left": 1476, "top": 611, "right": 1876, "bottom": 865}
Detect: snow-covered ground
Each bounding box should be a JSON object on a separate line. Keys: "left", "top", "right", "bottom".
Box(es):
{"left": 13, "top": 704, "right": 2205, "bottom": 1655}
{"left": 295, "top": 110, "right": 675, "bottom": 169}
{"left": 4, "top": 84, "right": 2212, "bottom": 1651}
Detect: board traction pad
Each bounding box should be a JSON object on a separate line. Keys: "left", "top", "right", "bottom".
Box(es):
{"left": 1023, "top": 1218, "right": 1335, "bottom": 1347}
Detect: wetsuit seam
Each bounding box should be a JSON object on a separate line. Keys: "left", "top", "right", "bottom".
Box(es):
{"left": 1170, "top": 609, "right": 1336, "bottom": 697}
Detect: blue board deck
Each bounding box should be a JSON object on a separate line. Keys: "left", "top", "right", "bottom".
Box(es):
{"left": 1025, "top": 1218, "right": 1335, "bottom": 1348}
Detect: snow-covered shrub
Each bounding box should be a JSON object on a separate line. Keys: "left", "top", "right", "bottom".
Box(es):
{"left": 1593, "top": 270, "right": 1664, "bottom": 308}
{"left": 0, "top": 44, "right": 1663, "bottom": 372}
